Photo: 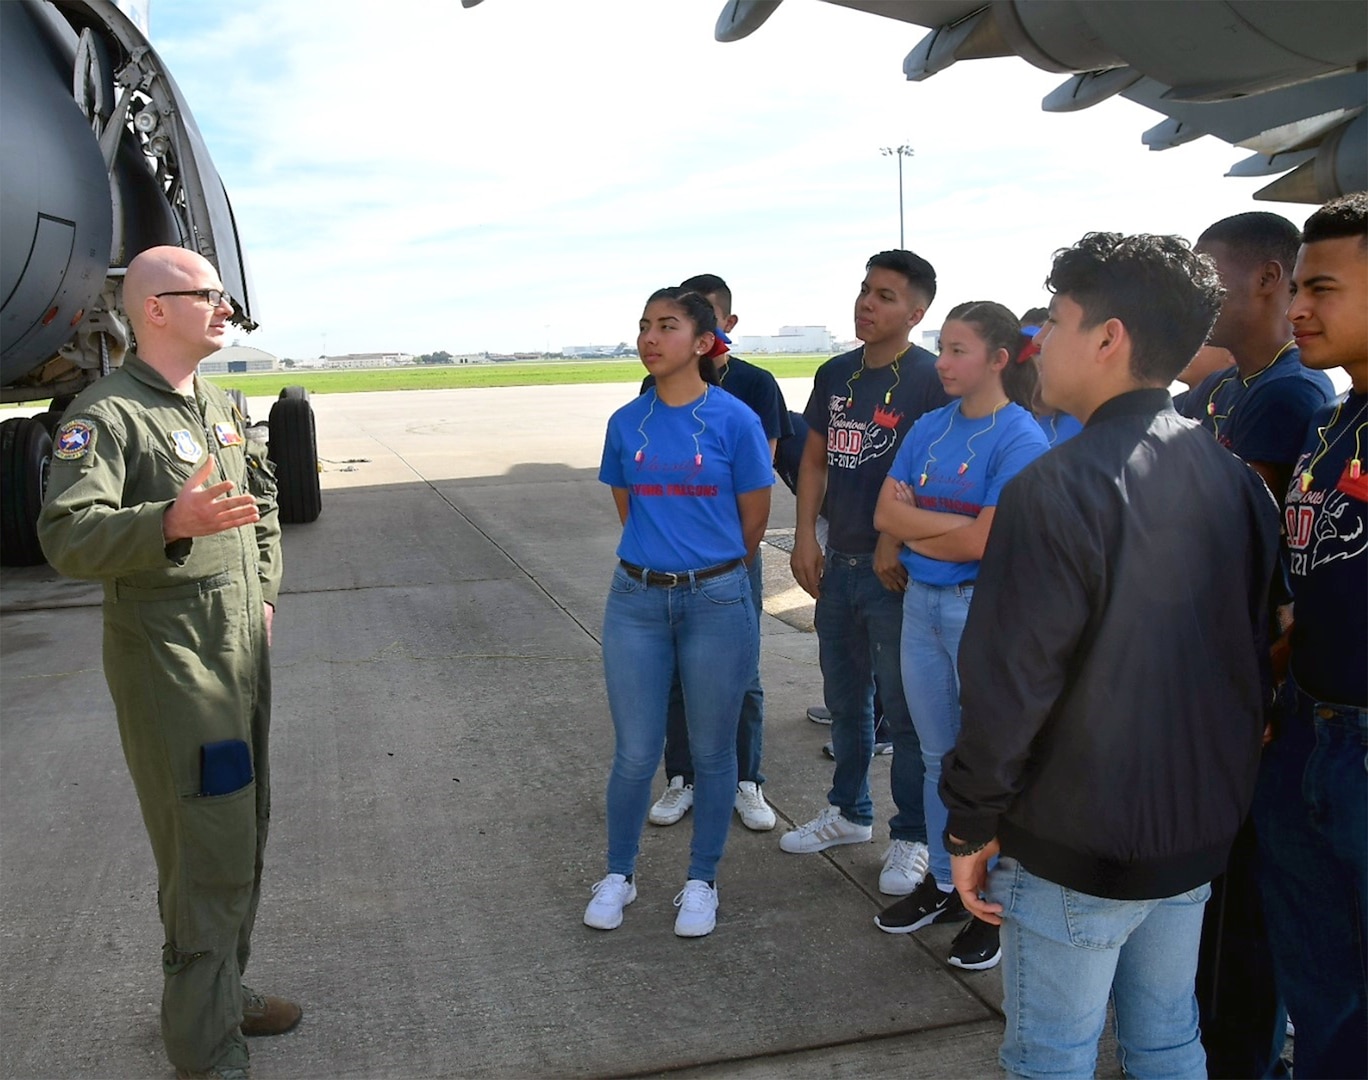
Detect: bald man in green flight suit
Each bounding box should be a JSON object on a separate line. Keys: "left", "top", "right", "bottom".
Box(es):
{"left": 39, "top": 246, "right": 301, "bottom": 1080}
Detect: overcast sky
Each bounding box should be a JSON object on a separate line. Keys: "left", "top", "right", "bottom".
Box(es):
{"left": 149, "top": 0, "right": 1312, "bottom": 359}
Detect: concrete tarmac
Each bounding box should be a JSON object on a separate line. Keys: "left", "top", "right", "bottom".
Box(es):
{"left": 0, "top": 382, "right": 1119, "bottom": 1079}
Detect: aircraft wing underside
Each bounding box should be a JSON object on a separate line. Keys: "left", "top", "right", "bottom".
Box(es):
{"left": 709, "top": 0, "right": 1367, "bottom": 203}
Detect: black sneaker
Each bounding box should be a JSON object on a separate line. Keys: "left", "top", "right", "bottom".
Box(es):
{"left": 947, "top": 916, "right": 1001, "bottom": 970}
{"left": 874, "top": 873, "right": 967, "bottom": 934}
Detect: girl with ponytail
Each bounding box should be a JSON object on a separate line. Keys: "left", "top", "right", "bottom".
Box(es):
{"left": 585, "top": 288, "right": 773, "bottom": 939}
{"left": 870, "top": 300, "right": 1049, "bottom": 969}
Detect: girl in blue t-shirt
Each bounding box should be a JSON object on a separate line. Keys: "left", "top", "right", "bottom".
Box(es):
{"left": 870, "top": 301, "right": 1048, "bottom": 968}
{"left": 585, "top": 287, "right": 773, "bottom": 939}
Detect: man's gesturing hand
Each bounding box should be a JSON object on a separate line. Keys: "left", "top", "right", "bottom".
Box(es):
{"left": 163, "top": 456, "right": 260, "bottom": 542}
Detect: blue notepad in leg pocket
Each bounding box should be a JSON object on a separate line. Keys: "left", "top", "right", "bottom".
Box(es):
{"left": 200, "top": 739, "right": 253, "bottom": 796}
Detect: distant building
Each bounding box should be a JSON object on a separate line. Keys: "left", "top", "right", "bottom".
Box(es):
{"left": 199, "top": 344, "right": 277, "bottom": 375}
{"left": 921, "top": 328, "right": 941, "bottom": 353}
{"left": 734, "top": 326, "right": 834, "bottom": 354}
{"left": 323, "top": 352, "right": 412, "bottom": 369}
{"left": 564, "top": 345, "right": 612, "bottom": 358}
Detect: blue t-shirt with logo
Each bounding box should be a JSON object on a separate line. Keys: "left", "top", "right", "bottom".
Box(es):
{"left": 642, "top": 355, "right": 792, "bottom": 443}
{"left": 887, "top": 401, "right": 1048, "bottom": 586}
{"left": 1283, "top": 390, "right": 1367, "bottom": 706}
{"left": 600, "top": 386, "right": 774, "bottom": 571}
{"left": 1037, "top": 411, "right": 1083, "bottom": 448}
{"left": 1187, "top": 346, "right": 1335, "bottom": 464}
{"left": 803, "top": 346, "right": 949, "bottom": 555}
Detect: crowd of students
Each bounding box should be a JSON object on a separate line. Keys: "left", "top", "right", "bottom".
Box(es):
{"left": 583, "top": 192, "right": 1366, "bottom": 1079}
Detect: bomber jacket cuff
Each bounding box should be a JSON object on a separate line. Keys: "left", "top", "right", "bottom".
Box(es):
{"left": 260, "top": 578, "right": 280, "bottom": 606}
{"left": 946, "top": 811, "right": 999, "bottom": 847}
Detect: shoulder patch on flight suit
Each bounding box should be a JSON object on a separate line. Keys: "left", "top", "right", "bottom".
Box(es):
{"left": 170, "top": 430, "right": 203, "bottom": 462}
{"left": 54, "top": 419, "right": 97, "bottom": 460}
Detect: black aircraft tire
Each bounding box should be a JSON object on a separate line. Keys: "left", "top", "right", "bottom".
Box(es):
{"left": 278, "top": 385, "right": 308, "bottom": 401}
{"left": 1, "top": 416, "right": 53, "bottom": 566}
{"left": 268, "top": 397, "right": 322, "bottom": 524}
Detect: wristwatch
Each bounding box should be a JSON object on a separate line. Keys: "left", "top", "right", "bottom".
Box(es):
{"left": 943, "top": 832, "right": 989, "bottom": 858}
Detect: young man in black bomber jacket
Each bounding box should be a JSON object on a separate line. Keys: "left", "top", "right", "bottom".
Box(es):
{"left": 939, "top": 232, "right": 1281, "bottom": 1078}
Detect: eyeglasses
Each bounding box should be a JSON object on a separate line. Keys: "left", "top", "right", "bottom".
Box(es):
{"left": 155, "top": 288, "right": 232, "bottom": 308}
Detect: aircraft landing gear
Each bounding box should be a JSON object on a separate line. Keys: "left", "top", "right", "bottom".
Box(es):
{"left": 0, "top": 415, "right": 53, "bottom": 566}
{"left": 268, "top": 387, "right": 321, "bottom": 524}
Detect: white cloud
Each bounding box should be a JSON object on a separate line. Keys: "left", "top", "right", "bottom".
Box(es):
{"left": 151, "top": 0, "right": 1312, "bottom": 358}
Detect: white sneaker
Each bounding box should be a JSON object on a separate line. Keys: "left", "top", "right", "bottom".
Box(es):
{"left": 879, "top": 839, "right": 930, "bottom": 895}
{"left": 673, "top": 879, "right": 718, "bottom": 937}
{"left": 648, "top": 776, "right": 694, "bottom": 826}
{"left": 734, "top": 781, "right": 776, "bottom": 831}
{"left": 584, "top": 873, "right": 636, "bottom": 930}
{"left": 806, "top": 704, "right": 832, "bottom": 725}
{"left": 779, "top": 805, "right": 873, "bottom": 853}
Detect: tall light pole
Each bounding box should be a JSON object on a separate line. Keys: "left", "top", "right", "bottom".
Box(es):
{"left": 879, "top": 144, "right": 915, "bottom": 248}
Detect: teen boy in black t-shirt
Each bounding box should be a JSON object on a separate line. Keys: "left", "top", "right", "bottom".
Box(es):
{"left": 1253, "top": 193, "right": 1367, "bottom": 1080}
{"left": 780, "top": 251, "right": 948, "bottom": 900}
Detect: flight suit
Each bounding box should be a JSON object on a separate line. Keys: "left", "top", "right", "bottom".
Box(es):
{"left": 38, "top": 353, "right": 282, "bottom": 1074}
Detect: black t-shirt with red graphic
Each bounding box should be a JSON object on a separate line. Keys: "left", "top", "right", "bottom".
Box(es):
{"left": 1284, "top": 389, "right": 1368, "bottom": 706}
{"left": 803, "top": 345, "right": 948, "bottom": 554}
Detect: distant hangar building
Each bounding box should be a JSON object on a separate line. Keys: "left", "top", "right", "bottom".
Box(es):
{"left": 735, "top": 326, "right": 834, "bottom": 354}
{"left": 199, "top": 344, "right": 277, "bottom": 375}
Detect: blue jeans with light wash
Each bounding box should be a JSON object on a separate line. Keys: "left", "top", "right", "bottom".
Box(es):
{"left": 814, "top": 550, "right": 925, "bottom": 840}
{"left": 899, "top": 578, "right": 972, "bottom": 885}
{"left": 601, "top": 562, "right": 756, "bottom": 883}
{"left": 1252, "top": 675, "right": 1367, "bottom": 1080}
{"left": 988, "top": 857, "right": 1211, "bottom": 1079}
{"left": 662, "top": 553, "right": 765, "bottom": 785}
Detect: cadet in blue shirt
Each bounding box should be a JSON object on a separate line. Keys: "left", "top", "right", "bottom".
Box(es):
{"left": 1190, "top": 212, "right": 1335, "bottom": 500}
{"left": 872, "top": 301, "right": 1047, "bottom": 971}
{"left": 1184, "top": 210, "right": 1330, "bottom": 1079}
{"left": 642, "top": 274, "right": 791, "bottom": 835}
{"left": 585, "top": 287, "right": 773, "bottom": 940}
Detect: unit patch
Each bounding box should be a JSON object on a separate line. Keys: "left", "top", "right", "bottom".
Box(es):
{"left": 54, "top": 419, "right": 96, "bottom": 460}
{"left": 214, "top": 422, "right": 244, "bottom": 448}
{"left": 171, "top": 430, "right": 203, "bottom": 463}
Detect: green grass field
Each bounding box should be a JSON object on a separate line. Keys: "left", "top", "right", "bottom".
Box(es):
{"left": 207, "top": 356, "right": 828, "bottom": 397}
{"left": 1, "top": 356, "right": 829, "bottom": 410}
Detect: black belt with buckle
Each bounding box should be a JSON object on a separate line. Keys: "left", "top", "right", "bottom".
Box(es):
{"left": 619, "top": 559, "right": 742, "bottom": 587}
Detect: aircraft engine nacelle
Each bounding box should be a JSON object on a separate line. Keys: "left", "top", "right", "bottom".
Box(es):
{"left": 0, "top": 1, "right": 114, "bottom": 390}
{"left": 0, "top": 0, "right": 257, "bottom": 404}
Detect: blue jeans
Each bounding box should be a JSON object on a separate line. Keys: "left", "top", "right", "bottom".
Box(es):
{"left": 662, "top": 554, "right": 764, "bottom": 785}
{"left": 814, "top": 550, "right": 925, "bottom": 840}
{"left": 601, "top": 562, "right": 756, "bottom": 882}
{"left": 989, "top": 857, "right": 1210, "bottom": 1079}
{"left": 1252, "top": 676, "right": 1367, "bottom": 1080}
{"left": 900, "top": 579, "right": 972, "bottom": 884}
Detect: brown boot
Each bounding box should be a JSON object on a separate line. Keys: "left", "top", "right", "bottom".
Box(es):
{"left": 240, "top": 985, "right": 303, "bottom": 1037}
